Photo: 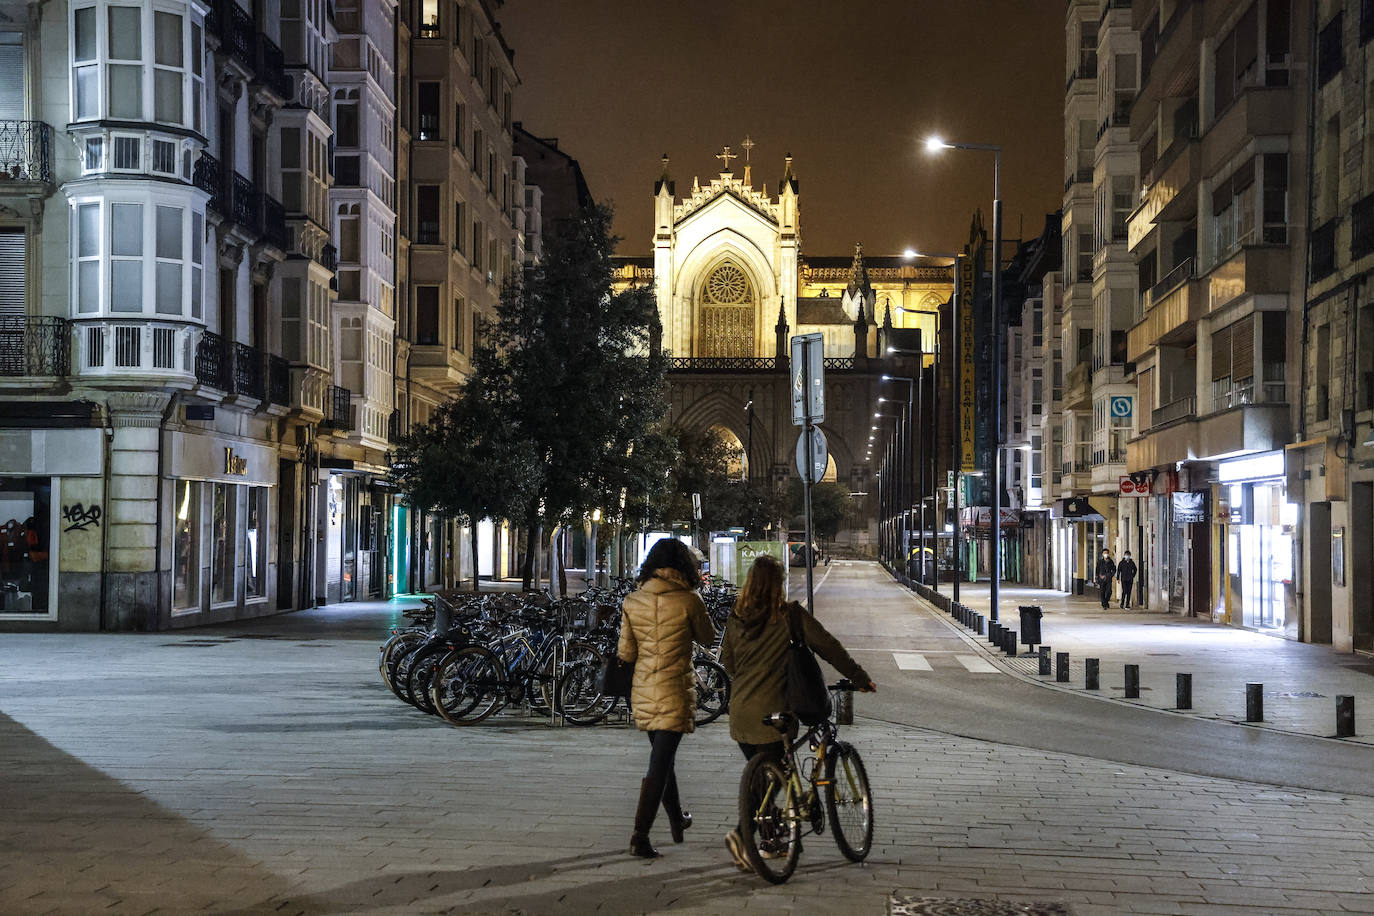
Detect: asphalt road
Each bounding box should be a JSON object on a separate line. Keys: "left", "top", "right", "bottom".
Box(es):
{"left": 806, "top": 561, "right": 1374, "bottom": 798}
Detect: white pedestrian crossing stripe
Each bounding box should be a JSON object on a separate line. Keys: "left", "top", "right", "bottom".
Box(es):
{"left": 955, "top": 655, "right": 1000, "bottom": 673}
{"left": 892, "top": 652, "right": 932, "bottom": 671}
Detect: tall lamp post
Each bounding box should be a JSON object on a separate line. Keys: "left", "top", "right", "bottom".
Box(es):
{"left": 872, "top": 412, "right": 902, "bottom": 571}
{"left": 925, "top": 136, "right": 1002, "bottom": 622}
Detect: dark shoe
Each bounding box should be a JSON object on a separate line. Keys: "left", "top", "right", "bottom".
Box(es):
{"left": 628, "top": 832, "right": 659, "bottom": 858}
{"left": 669, "top": 811, "right": 692, "bottom": 844}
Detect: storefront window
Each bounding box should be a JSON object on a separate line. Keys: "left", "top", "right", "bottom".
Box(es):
{"left": 211, "top": 481, "right": 236, "bottom": 604}
{"left": 0, "top": 478, "right": 51, "bottom": 614}
{"left": 173, "top": 479, "right": 201, "bottom": 609}
{"left": 245, "top": 485, "right": 266, "bottom": 599}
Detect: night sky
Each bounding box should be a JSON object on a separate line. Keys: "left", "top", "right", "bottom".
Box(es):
{"left": 499, "top": 1, "right": 1065, "bottom": 258}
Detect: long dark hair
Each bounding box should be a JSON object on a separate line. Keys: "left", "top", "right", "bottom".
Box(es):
{"left": 734, "top": 555, "right": 786, "bottom": 623}
{"left": 637, "top": 538, "right": 701, "bottom": 588}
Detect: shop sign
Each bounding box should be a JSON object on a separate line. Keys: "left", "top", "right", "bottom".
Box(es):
{"left": 1218, "top": 450, "right": 1284, "bottom": 484}
{"left": 1118, "top": 475, "right": 1153, "bottom": 497}
{"left": 1172, "top": 491, "right": 1208, "bottom": 524}
{"left": 224, "top": 448, "right": 248, "bottom": 476}
{"left": 959, "top": 257, "right": 975, "bottom": 472}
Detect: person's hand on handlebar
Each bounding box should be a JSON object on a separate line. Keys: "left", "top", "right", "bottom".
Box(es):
{"left": 860, "top": 681, "right": 876, "bottom": 693}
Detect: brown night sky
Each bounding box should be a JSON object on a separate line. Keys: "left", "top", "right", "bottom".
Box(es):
{"left": 499, "top": 1, "right": 1065, "bottom": 259}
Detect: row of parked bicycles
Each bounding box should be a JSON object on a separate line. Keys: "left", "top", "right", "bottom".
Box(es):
{"left": 377, "top": 576, "right": 739, "bottom": 728}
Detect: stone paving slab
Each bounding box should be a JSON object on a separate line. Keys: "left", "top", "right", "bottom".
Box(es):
{"left": 4, "top": 625, "right": 1374, "bottom": 915}
{"left": 915, "top": 582, "right": 1374, "bottom": 745}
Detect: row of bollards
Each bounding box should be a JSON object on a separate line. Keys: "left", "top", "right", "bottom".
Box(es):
{"left": 1031, "top": 651, "right": 1358, "bottom": 736}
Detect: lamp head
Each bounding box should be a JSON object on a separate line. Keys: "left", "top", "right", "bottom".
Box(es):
{"left": 924, "top": 135, "right": 948, "bottom": 154}
{"left": 902, "top": 248, "right": 918, "bottom": 260}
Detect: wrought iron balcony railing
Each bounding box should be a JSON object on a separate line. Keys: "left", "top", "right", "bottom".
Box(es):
{"left": 233, "top": 341, "right": 264, "bottom": 399}
{"left": 0, "top": 120, "right": 53, "bottom": 184}
{"left": 323, "top": 384, "right": 353, "bottom": 431}
{"left": 387, "top": 408, "right": 403, "bottom": 442}
{"left": 667, "top": 356, "right": 856, "bottom": 372}
{"left": 221, "top": 0, "right": 256, "bottom": 71}
{"left": 228, "top": 171, "right": 257, "bottom": 230}
{"left": 259, "top": 192, "right": 288, "bottom": 250}
{"left": 195, "top": 329, "right": 231, "bottom": 390}
{"left": 268, "top": 353, "right": 290, "bottom": 406}
{"left": 320, "top": 243, "right": 338, "bottom": 272}
{"left": 193, "top": 151, "right": 225, "bottom": 211}
{"left": 254, "top": 33, "right": 292, "bottom": 99}
{"left": 0, "top": 316, "right": 69, "bottom": 376}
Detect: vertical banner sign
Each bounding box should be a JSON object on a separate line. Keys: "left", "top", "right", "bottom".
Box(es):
{"left": 790, "top": 333, "right": 825, "bottom": 426}
{"left": 959, "top": 257, "right": 976, "bottom": 472}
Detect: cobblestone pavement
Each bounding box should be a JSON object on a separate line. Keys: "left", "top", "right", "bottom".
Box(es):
{"left": 933, "top": 581, "right": 1374, "bottom": 744}
{"left": 3, "top": 564, "right": 1374, "bottom": 915}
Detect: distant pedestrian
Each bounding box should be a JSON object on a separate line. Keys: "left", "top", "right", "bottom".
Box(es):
{"left": 718, "top": 554, "right": 874, "bottom": 871}
{"left": 1117, "top": 551, "right": 1137, "bottom": 609}
{"left": 1094, "top": 549, "right": 1116, "bottom": 610}
{"left": 618, "top": 538, "right": 716, "bottom": 859}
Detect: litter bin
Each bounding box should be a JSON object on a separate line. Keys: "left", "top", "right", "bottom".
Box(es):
{"left": 1018, "top": 605, "right": 1043, "bottom": 647}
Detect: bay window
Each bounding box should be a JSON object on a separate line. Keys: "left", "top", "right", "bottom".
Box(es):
{"left": 70, "top": 2, "right": 201, "bottom": 129}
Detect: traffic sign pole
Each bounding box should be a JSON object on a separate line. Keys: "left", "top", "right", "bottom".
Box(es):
{"left": 802, "top": 344, "right": 815, "bottom": 614}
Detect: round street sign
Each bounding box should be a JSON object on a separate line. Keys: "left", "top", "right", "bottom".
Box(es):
{"left": 795, "top": 427, "right": 828, "bottom": 484}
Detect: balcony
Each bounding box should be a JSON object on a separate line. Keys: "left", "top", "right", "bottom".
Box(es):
{"left": 0, "top": 316, "right": 70, "bottom": 377}
{"left": 1207, "top": 245, "right": 1290, "bottom": 313}
{"left": 1204, "top": 88, "right": 1295, "bottom": 177}
{"left": 259, "top": 192, "right": 288, "bottom": 250}
{"left": 323, "top": 384, "right": 353, "bottom": 431}
{"left": 210, "top": 0, "right": 256, "bottom": 73}
{"left": 253, "top": 33, "right": 292, "bottom": 100}
{"left": 233, "top": 341, "right": 264, "bottom": 400}
{"left": 1129, "top": 401, "right": 1290, "bottom": 471}
{"left": 0, "top": 120, "right": 54, "bottom": 186}
{"left": 1063, "top": 362, "right": 1091, "bottom": 410}
{"left": 1128, "top": 259, "right": 1201, "bottom": 361}
{"left": 1138, "top": 0, "right": 1198, "bottom": 108}
{"left": 268, "top": 353, "right": 289, "bottom": 406}
{"left": 320, "top": 243, "right": 337, "bottom": 273}
{"left": 1129, "top": 134, "right": 1199, "bottom": 249}
{"left": 195, "top": 329, "right": 232, "bottom": 390}
{"left": 1147, "top": 395, "right": 1197, "bottom": 430}
{"left": 193, "top": 151, "right": 224, "bottom": 211}
{"left": 227, "top": 171, "right": 257, "bottom": 231}
{"left": 387, "top": 408, "right": 403, "bottom": 443}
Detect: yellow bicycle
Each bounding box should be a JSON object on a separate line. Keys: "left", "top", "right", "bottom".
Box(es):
{"left": 737, "top": 682, "right": 873, "bottom": 883}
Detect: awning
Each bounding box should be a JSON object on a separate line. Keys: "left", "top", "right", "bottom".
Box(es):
{"left": 958, "top": 507, "right": 1022, "bottom": 529}
{"left": 1050, "top": 496, "right": 1114, "bottom": 522}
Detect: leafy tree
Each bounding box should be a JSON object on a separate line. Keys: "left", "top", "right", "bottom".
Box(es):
{"left": 487, "top": 204, "right": 669, "bottom": 590}
{"left": 654, "top": 426, "right": 789, "bottom": 539}
{"left": 788, "top": 479, "right": 860, "bottom": 541}
{"left": 389, "top": 368, "right": 537, "bottom": 591}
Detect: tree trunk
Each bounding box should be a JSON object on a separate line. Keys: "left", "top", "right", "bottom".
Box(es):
{"left": 470, "top": 520, "right": 480, "bottom": 592}
{"left": 556, "top": 526, "right": 568, "bottom": 596}
{"left": 520, "top": 498, "right": 539, "bottom": 591}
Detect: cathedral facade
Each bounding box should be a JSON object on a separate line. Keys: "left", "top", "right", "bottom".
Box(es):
{"left": 614, "top": 147, "right": 954, "bottom": 548}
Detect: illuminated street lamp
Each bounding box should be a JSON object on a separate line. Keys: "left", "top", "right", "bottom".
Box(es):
{"left": 924, "top": 135, "right": 1003, "bottom": 621}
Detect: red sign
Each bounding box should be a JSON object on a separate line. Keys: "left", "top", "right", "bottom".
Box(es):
{"left": 1119, "top": 476, "right": 1153, "bottom": 497}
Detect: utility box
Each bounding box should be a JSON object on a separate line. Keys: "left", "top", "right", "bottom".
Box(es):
{"left": 1018, "top": 605, "right": 1043, "bottom": 648}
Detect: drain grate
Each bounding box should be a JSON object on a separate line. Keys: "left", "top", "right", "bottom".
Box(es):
{"left": 890, "top": 897, "right": 1070, "bottom": 916}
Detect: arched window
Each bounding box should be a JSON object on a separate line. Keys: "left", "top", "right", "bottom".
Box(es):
{"left": 699, "top": 261, "right": 755, "bottom": 358}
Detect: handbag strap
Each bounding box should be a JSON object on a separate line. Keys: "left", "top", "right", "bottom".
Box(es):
{"left": 786, "top": 603, "right": 807, "bottom": 648}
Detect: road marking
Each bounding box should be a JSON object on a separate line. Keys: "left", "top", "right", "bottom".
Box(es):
{"left": 892, "top": 652, "right": 932, "bottom": 671}
{"left": 955, "top": 655, "right": 1000, "bottom": 673}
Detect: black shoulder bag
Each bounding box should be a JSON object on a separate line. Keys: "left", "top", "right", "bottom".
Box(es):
{"left": 784, "top": 604, "right": 832, "bottom": 725}
{"left": 597, "top": 652, "right": 634, "bottom": 698}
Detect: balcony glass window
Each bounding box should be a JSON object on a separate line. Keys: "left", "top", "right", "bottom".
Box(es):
{"left": 112, "top": 135, "right": 140, "bottom": 170}
{"left": 73, "top": 8, "right": 97, "bottom": 119}
{"left": 416, "top": 186, "right": 440, "bottom": 244}
{"left": 151, "top": 138, "right": 175, "bottom": 174}
{"left": 110, "top": 202, "right": 142, "bottom": 312}
{"left": 191, "top": 212, "right": 202, "bottom": 319}
{"left": 83, "top": 138, "right": 103, "bottom": 172}
{"left": 335, "top": 100, "right": 359, "bottom": 147}
{"left": 415, "top": 285, "right": 439, "bottom": 345}
{"left": 154, "top": 205, "right": 182, "bottom": 315}
{"left": 417, "top": 82, "right": 441, "bottom": 140}
{"left": 419, "top": 0, "right": 440, "bottom": 37}
{"left": 76, "top": 204, "right": 99, "bottom": 313}
{"left": 153, "top": 12, "right": 183, "bottom": 124}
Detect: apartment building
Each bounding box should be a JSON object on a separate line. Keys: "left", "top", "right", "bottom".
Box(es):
{"left": 394, "top": 0, "right": 520, "bottom": 590}
{"left": 1296, "top": 1, "right": 1374, "bottom": 652}
{"left": 1126, "top": 0, "right": 1309, "bottom": 631}
{"left": 1057, "top": 0, "right": 1139, "bottom": 596}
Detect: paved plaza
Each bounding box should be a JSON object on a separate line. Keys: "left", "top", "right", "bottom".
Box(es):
{"left": 3, "top": 562, "right": 1374, "bottom": 915}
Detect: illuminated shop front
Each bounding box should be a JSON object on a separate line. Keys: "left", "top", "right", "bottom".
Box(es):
{"left": 1218, "top": 451, "right": 1296, "bottom": 636}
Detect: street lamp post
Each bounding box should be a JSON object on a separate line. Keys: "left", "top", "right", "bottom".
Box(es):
{"left": 926, "top": 136, "right": 1002, "bottom": 622}
{"left": 881, "top": 377, "right": 917, "bottom": 581}
{"left": 872, "top": 412, "right": 902, "bottom": 572}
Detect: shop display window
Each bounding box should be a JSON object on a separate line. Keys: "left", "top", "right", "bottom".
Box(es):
{"left": 245, "top": 486, "right": 266, "bottom": 600}
{"left": 211, "top": 481, "right": 236, "bottom": 604}
{"left": 0, "top": 478, "right": 51, "bottom": 614}
{"left": 173, "top": 479, "right": 201, "bottom": 609}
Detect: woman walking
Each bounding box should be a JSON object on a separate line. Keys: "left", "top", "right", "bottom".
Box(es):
{"left": 718, "top": 554, "right": 875, "bottom": 869}
{"left": 618, "top": 538, "right": 716, "bottom": 858}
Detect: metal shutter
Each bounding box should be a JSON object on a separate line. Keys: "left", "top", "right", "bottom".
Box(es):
{"left": 1231, "top": 314, "right": 1255, "bottom": 380}
{"left": 1211, "top": 323, "right": 1232, "bottom": 380}
{"left": 0, "top": 228, "right": 25, "bottom": 317}
{"left": 0, "top": 40, "right": 22, "bottom": 120}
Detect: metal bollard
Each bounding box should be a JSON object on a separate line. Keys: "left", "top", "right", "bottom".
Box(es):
{"left": 1084, "top": 657, "right": 1099, "bottom": 690}
{"left": 988, "top": 622, "right": 1000, "bottom": 644}
{"left": 1038, "top": 646, "right": 1051, "bottom": 676}
{"left": 975, "top": 614, "right": 985, "bottom": 636}
{"left": 1176, "top": 673, "right": 1192, "bottom": 710}
{"left": 1005, "top": 630, "right": 1018, "bottom": 657}
{"left": 1055, "top": 651, "right": 1069, "bottom": 683}
{"left": 1337, "top": 695, "right": 1355, "bottom": 737}
{"left": 1246, "top": 683, "right": 1263, "bottom": 722}
{"left": 1124, "top": 663, "right": 1140, "bottom": 698}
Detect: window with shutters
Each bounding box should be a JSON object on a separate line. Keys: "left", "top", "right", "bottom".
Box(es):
{"left": 415, "top": 286, "right": 439, "bottom": 345}
{"left": 0, "top": 35, "right": 24, "bottom": 120}
{"left": 0, "top": 227, "right": 25, "bottom": 318}
{"left": 1211, "top": 315, "right": 1271, "bottom": 411}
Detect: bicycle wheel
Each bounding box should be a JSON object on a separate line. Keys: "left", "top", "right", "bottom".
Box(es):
{"left": 738, "top": 753, "right": 800, "bottom": 884}
{"left": 693, "top": 657, "right": 730, "bottom": 726}
{"left": 380, "top": 630, "right": 426, "bottom": 695}
{"left": 556, "top": 658, "right": 615, "bottom": 726}
{"left": 406, "top": 643, "right": 458, "bottom": 715}
{"left": 390, "top": 642, "right": 431, "bottom": 707}
{"left": 823, "top": 741, "right": 873, "bottom": 862}
{"left": 431, "top": 645, "right": 507, "bottom": 725}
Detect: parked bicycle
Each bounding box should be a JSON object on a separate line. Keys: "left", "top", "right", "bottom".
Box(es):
{"left": 736, "top": 681, "right": 873, "bottom": 884}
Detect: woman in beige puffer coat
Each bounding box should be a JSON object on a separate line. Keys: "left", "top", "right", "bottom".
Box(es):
{"left": 617, "top": 538, "right": 715, "bottom": 859}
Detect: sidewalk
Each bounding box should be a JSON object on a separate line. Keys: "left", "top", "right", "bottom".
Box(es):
{"left": 910, "top": 580, "right": 1374, "bottom": 745}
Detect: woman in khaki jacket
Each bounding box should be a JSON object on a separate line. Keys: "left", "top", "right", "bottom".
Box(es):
{"left": 719, "top": 554, "right": 874, "bottom": 869}
{"left": 617, "top": 538, "right": 716, "bottom": 858}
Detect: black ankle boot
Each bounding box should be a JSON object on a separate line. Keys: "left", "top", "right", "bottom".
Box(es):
{"left": 628, "top": 832, "right": 659, "bottom": 858}
{"left": 669, "top": 811, "right": 692, "bottom": 844}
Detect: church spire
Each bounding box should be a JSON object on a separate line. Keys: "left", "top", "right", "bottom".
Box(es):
{"left": 741, "top": 135, "right": 755, "bottom": 187}
{"left": 846, "top": 242, "right": 872, "bottom": 297}
{"left": 654, "top": 153, "right": 674, "bottom": 197}
{"left": 775, "top": 300, "right": 789, "bottom": 360}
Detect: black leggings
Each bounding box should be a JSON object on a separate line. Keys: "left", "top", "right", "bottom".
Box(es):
{"left": 635, "top": 730, "right": 685, "bottom": 834}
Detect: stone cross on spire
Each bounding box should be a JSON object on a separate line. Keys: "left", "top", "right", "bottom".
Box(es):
{"left": 740, "top": 135, "right": 754, "bottom": 186}
{"left": 715, "top": 145, "right": 736, "bottom": 172}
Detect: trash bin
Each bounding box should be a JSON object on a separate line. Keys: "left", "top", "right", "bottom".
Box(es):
{"left": 1018, "top": 605, "right": 1043, "bottom": 647}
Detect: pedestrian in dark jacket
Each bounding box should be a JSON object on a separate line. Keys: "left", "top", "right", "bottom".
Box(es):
{"left": 618, "top": 538, "right": 716, "bottom": 859}
{"left": 1117, "top": 551, "right": 1138, "bottom": 609}
{"left": 718, "top": 554, "right": 874, "bottom": 870}
{"left": 1095, "top": 549, "right": 1116, "bottom": 609}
